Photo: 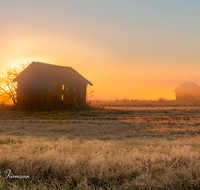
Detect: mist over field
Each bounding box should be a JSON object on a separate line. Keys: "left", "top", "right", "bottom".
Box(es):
{"left": 1, "top": 0, "right": 200, "bottom": 189}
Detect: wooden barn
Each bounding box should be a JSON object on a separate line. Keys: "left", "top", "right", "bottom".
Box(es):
{"left": 173, "top": 82, "right": 200, "bottom": 100}
{"left": 13, "top": 62, "right": 93, "bottom": 110}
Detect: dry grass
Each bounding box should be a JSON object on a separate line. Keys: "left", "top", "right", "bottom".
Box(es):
{"left": 1, "top": 137, "right": 200, "bottom": 189}
{"left": 1, "top": 106, "right": 200, "bottom": 189}
{"left": 90, "top": 98, "right": 200, "bottom": 107}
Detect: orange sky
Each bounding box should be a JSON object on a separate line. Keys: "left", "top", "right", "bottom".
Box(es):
{"left": 1, "top": 1, "right": 200, "bottom": 100}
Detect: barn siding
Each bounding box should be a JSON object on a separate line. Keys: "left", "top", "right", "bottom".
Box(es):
{"left": 15, "top": 62, "right": 91, "bottom": 110}
{"left": 16, "top": 66, "right": 50, "bottom": 110}
{"left": 76, "top": 83, "right": 87, "bottom": 105}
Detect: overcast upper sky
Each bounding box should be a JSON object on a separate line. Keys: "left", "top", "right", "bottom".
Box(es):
{"left": 1, "top": 0, "right": 200, "bottom": 99}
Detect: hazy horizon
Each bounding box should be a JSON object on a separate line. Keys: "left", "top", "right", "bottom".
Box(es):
{"left": 1, "top": 0, "right": 200, "bottom": 100}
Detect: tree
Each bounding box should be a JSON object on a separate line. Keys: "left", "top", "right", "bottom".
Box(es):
{"left": 0, "top": 63, "right": 29, "bottom": 105}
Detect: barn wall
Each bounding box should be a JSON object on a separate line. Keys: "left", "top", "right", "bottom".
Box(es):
{"left": 16, "top": 64, "right": 88, "bottom": 110}
{"left": 76, "top": 83, "right": 87, "bottom": 105}
{"left": 16, "top": 65, "right": 50, "bottom": 110}
{"left": 175, "top": 92, "right": 200, "bottom": 100}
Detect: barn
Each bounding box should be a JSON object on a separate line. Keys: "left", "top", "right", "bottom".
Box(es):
{"left": 173, "top": 82, "right": 200, "bottom": 100}
{"left": 13, "top": 62, "right": 93, "bottom": 110}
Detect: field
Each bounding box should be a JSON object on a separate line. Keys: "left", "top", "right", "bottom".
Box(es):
{"left": 1, "top": 101, "right": 200, "bottom": 189}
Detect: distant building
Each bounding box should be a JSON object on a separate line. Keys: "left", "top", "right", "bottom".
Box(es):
{"left": 173, "top": 82, "right": 200, "bottom": 100}
{"left": 13, "top": 62, "right": 93, "bottom": 110}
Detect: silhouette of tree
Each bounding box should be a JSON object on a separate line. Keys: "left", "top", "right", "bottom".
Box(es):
{"left": 0, "top": 63, "right": 29, "bottom": 105}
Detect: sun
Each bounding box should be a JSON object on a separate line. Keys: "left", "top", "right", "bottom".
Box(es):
{"left": 9, "top": 59, "right": 29, "bottom": 68}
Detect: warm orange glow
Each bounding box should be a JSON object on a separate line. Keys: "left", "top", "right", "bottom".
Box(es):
{"left": 1, "top": 33, "right": 200, "bottom": 101}
{"left": 1, "top": 1, "right": 200, "bottom": 101}
{"left": 0, "top": 97, "right": 13, "bottom": 105}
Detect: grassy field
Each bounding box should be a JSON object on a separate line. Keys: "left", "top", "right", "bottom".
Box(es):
{"left": 90, "top": 98, "right": 200, "bottom": 107}
{"left": 1, "top": 102, "right": 200, "bottom": 189}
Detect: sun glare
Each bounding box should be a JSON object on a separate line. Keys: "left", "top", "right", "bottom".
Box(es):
{"left": 9, "top": 59, "right": 29, "bottom": 68}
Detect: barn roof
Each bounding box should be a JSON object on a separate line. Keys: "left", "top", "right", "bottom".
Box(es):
{"left": 173, "top": 82, "right": 200, "bottom": 92}
{"left": 13, "top": 62, "right": 93, "bottom": 85}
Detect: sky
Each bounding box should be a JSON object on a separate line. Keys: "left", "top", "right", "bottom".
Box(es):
{"left": 0, "top": 0, "right": 200, "bottom": 100}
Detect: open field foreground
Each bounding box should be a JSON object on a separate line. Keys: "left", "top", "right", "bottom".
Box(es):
{"left": 1, "top": 107, "right": 200, "bottom": 189}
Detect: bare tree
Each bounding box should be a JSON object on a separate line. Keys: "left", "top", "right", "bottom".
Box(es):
{"left": 0, "top": 63, "right": 29, "bottom": 105}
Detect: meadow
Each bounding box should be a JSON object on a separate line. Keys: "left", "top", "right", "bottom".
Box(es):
{"left": 1, "top": 100, "right": 200, "bottom": 189}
